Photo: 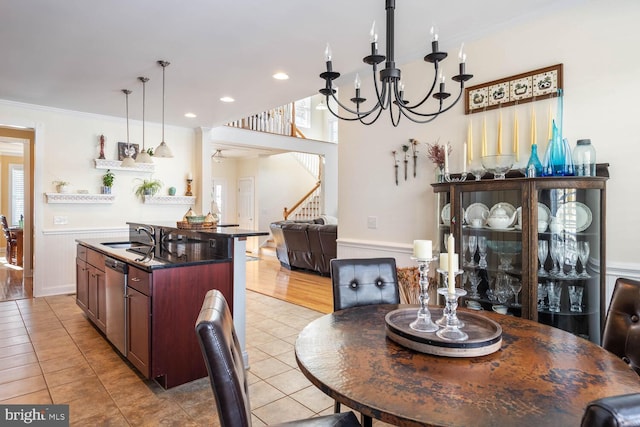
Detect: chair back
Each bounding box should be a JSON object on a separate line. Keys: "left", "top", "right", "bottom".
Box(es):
{"left": 602, "top": 277, "right": 640, "bottom": 375}
{"left": 195, "top": 290, "right": 252, "bottom": 427}
{"left": 581, "top": 393, "right": 640, "bottom": 426}
{"left": 0, "top": 215, "right": 12, "bottom": 240}
{"left": 331, "top": 257, "right": 400, "bottom": 311}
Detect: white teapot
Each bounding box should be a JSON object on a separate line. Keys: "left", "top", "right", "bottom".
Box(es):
{"left": 484, "top": 205, "right": 517, "bottom": 229}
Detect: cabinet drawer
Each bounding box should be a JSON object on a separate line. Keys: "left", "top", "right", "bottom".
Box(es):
{"left": 129, "top": 266, "right": 151, "bottom": 296}
{"left": 87, "top": 249, "right": 105, "bottom": 271}
{"left": 77, "top": 245, "right": 87, "bottom": 261}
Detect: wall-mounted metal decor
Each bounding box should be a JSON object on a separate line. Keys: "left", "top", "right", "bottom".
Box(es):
{"left": 465, "top": 64, "right": 563, "bottom": 114}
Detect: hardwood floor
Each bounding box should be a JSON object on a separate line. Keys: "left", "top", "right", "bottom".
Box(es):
{"left": 0, "top": 256, "right": 31, "bottom": 302}
{"left": 246, "top": 252, "right": 333, "bottom": 314}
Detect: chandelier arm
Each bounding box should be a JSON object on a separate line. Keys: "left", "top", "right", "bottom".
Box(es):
{"left": 326, "top": 84, "right": 385, "bottom": 117}
{"left": 403, "top": 62, "right": 440, "bottom": 110}
{"left": 325, "top": 95, "right": 377, "bottom": 121}
{"left": 358, "top": 102, "right": 385, "bottom": 125}
{"left": 396, "top": 80, "right": 465, "bottom": 119}
{"left": 370, "top": 64, "right": 388, "bottom": 107}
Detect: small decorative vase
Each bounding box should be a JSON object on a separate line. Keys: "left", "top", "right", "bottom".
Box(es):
{"left": 526, "top": 144, "right": 543, "bottom": 177}
{"left": 101, "top": 186, "right": 111, "bottom": 194}
{"left": 168, "top": 187, "right": 176, "bottom": 196}
{"left": 435, "top": 166, "right": 444, "bottom": 183}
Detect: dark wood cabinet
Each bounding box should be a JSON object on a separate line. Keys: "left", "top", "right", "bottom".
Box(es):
{"left": 432, "top": 167, "right": 608, "bottom": 343}
{"left": 127, "top": 278, "right": 150, "bottom": 378}
{"left": 75, "top": 252, "right": 89, "bottom": 311}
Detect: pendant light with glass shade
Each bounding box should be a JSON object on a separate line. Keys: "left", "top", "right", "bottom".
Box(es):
{"left": 155, "top": 60, "right": 174, "bottom": 157}
{"left": 120, "top": 89, "right": 137, "bottom": 168}
{"left": 135, "top": 76, "right": 153, "bottom": 163}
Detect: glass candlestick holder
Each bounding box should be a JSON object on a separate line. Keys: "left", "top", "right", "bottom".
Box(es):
{"left": 436, "top": 287, "right": 469, "bottom": 341}
{"left": 409, "top": 256, "right": 439, "bottom": 332}
{"left": 444, "top": 172, "right": 468, "bottom": 182}
{"left": 436, "top": 269, "right": 465, "bottom": 329}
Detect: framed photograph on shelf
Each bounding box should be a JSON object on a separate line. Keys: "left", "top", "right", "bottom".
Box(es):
{"left": 117, "top": 142, "right": 139, "bottom": 160}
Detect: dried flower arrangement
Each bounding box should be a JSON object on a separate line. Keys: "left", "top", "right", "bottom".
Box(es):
{"left": 425, "top": 140, "right": 452, "bottom": 169}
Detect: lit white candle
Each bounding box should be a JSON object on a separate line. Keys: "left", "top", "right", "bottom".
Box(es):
{"left": 413, "top": 240, "right": 432, "bottom": 259}
{"left": 462, "top": 142, "right": 467, "bottom": 173}
{"left": 447, "top": 234, "right": 456, "bottom": 294}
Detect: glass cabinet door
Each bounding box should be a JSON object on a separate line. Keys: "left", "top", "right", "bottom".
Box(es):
{"left": 459, "top": 188, "right": 524, "bottom": 317}
{"left": 536, "top": 186, "right": 601, "bottom": 343}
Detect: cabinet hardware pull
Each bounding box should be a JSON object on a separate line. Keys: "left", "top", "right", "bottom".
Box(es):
{"left": 131, "top": 277, "right": 141, "bottom": 282}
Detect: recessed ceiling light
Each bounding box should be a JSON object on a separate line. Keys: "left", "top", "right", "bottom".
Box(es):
{"left": 184, "top": 112, "right": 197, "bottom": 118}
{"left": 220, "top": 96, "right": 235, "bottom": 103}
{"left": 273, "top": 72, "right": 289, "bottom": 80}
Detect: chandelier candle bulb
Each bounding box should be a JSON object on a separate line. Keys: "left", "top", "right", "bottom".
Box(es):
{"left": 413, "top": 240, "right": 432, "bottom": 259}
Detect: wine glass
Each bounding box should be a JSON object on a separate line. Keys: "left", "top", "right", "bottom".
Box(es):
{"left": 537, "top": 282, "right": 548, "bottom": 310}
{"left": 462, "top": 235, "right": 469, "bottom": 265}
{"left": 443, "top": 233, "right": 449, "bottom": 251}
{"left": 477, "top": 236, "right": 488, "bottom": 269}
{"left": 468, "top": 235, "right": 477, "bottom": 267}
{"left": 537, "top": 240, "right": 548, "bottom": 277}
{"left": 509, "top": 279, "right": 522, "bottom": 307}
{"left": 468, "top": 270, "right": 481, "bottom": 299}
{"left": 578, "top": 241, "right": 591, "bottom": 278}
{"left": 550, "top": 238, "right": 565, "bottom": 278}
{"left": 565, "top": 240, "right": 579, "bottom": 278}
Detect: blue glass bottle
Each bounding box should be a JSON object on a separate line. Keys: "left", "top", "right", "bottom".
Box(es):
{"left": 526, "top": 144, "right": 543, "bottom": 177}
{"left": 542, "top": 120, "right": 575, "bottom": 176}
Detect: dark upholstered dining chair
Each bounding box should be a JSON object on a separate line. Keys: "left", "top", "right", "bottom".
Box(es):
{"left": 330, "top": 257, "right": 400, "bottom": 427}
{"left": 601, "top": 277, "right": 640, "bottom": 375}
{"left": 0, "top": 215, "right": 17, "bottom": 265}
{"left": 581, "top": 393, "right": 640, "bottom": 426}
{"left": 195, "top": 290, "right": 360, "bottom": 427}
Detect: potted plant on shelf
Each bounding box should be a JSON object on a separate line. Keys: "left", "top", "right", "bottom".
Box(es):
{"left": 134, "top": 178, "right": 163, "bottom": 199}
{"left": 53, "top": 180, "right": 71, "bottom": 193}
{"left": 101, "top": 169, "right": 115, "bottom": 194}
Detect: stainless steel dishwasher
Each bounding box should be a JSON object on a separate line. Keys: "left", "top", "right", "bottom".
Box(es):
{"left": 105, "top": 257, "right": 128, "bottom": 355}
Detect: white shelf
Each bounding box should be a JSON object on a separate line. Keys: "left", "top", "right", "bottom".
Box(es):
{"left": 143, "top": 195, "right": 196, "bottom": 205}
{"left": 45, "top": 193, "right": 115, "bottom": 204}
{"left": 94, "top": 158, "right": 155, "bottom": 172}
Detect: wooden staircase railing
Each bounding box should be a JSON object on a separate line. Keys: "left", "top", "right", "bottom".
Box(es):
{"left": 283, "top": 181, "right": 321, "bottom": 220}
{"left": 226, "top": 101, "right": 307, "bottom": 139}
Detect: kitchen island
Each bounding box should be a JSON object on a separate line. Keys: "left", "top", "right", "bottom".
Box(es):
{"left": 76, "top": 222, "right": 267, "bottom": 388}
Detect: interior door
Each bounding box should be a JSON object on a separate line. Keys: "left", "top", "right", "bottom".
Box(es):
{"left": 237, "top": 177, "right": 254, "bottom": 230}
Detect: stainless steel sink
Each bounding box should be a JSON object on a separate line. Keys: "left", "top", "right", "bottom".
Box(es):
{"left": 101, "top": 241, "right": 147, "bottom": 249}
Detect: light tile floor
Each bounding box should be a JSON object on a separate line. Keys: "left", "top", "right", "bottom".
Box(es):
{"left": 0, "top": 291, "right": 391, "bottom": 426}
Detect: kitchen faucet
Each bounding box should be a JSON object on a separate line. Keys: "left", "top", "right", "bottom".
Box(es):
{"left": 136, "top": 226, "right": 156, "bottom": 247}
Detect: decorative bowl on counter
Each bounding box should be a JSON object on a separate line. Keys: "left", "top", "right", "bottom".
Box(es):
{"left": 481, "top": 155, "right": 515, "bottom": 180}
{"left": 186, "top": 215, "right": 206, "bottom": 224}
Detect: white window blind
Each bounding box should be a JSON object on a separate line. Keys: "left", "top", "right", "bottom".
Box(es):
{"left": 9, "top": 164, "right": 24, "bottom": 226}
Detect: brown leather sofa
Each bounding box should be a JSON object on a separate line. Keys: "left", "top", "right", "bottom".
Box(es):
{"left": 270, "top": 219, "right": 337, "bottom": 275}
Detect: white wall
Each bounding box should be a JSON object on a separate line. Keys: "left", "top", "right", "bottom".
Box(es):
{"left": 0, "top": 100, "right": 196, "bottom": 296}
{"left": 337, "top": 0, "right": 640, "bottom": 288}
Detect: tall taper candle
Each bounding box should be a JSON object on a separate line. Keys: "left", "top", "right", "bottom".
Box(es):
{"left": 513, "top": 110, "right": 519, "bottom": 162}
{"left": 481, "top": 116, "right": 487, "bottom": 157}
{"left": 497, "top": 110, "right": 503, "bottom": 155}
{"left": 462, "top": 143, "right": 467, "bottom": 173}
{"left": 444, "top": 145, "right": 449, "bottom": 173}
{"left": 447, "top": 234, "right": 455, "bottom": 294}
{"left": 530, "top": 106, "right": 536, "bottom": 146}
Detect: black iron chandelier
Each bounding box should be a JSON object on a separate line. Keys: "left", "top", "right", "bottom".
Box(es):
{"left": 319, "top": 0, "right": 473, "bottom": 127}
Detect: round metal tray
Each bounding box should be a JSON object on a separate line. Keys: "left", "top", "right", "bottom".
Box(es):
{"left": 385, "top": 307, "right": 502, "bottom": 357}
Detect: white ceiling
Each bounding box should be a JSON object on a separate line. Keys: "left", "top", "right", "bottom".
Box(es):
{"left": 1, "top": 0, "right": 585, "bottom": 131}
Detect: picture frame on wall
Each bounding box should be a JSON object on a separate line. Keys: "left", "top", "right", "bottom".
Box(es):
{"left": 117, "top": 142, "right": 139, "bottom": 160}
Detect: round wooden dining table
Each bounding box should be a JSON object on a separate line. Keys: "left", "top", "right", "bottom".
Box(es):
{"left": 295, "top": 304, "right": 640, "bottom": 427}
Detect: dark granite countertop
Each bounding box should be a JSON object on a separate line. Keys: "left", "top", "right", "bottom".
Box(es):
{"left": 127, "top": 221, "right": 269, "bottom": 239}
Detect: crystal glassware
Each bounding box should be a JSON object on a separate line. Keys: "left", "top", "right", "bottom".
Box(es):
{"left": 566, "top": 240, "right": 579, "bottom": 278}
{"left": 547, "top": 281, "right": 562, "bottom": 312}
{"left": 436, "top": 287, "right": 468, "bottom": 341}
{"left": 481, "top": 154, "right": 515, "bottom": 180}
{"left": 550, "top": 238, "right": 565, "bottom": 277}
{"left": 462, "top": 235, "right": 469, "bottom": 265}
{"left": 468, "top": 270, "right": 482, "bottom": 300}
{"left": 538, "top": 240, "right": 548, "bottom": 277}
{"left": 477, "top": 236, "right": 488, "bottom": 269}
{"left": 537, "top": 282, "right": 548, "bottom": 310}
{"left": 568, "top": 285, "right": 584, "bottom": 312}
{"left": 409, "top": 256, "right": 439, "bottom": 332}
{"left": 578, "top": 241, "right": 591, "bottom": 278}
{"left": 509, "top": 279, "right": 522, "bottom": 307}
{"left": 436, "top": 269, "right": 465, "bottom": 329}
{"left": 468, "top": 235, "right": 477, "bottom": 267}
